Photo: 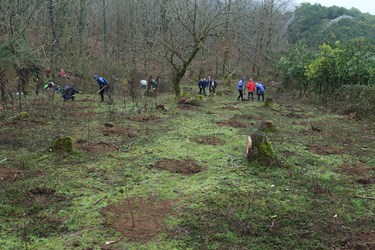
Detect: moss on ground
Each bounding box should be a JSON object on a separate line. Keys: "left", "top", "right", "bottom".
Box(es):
{"left": 0, "top": 89, "right": 374, "bottom": 249}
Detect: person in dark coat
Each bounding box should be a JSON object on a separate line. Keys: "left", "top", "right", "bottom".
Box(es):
{"left": 208, "top": 76, "right": 217, "bottom": 94}
{"left": 198, "top": 79, "right": 204, "bottom": 95}
{"left": 62, "top": 84, "right": 80, "bottom": 101}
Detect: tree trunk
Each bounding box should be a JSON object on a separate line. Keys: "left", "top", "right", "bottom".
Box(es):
{"left": 102, "top": 0, "right": 108, "bottom": 59}
{"left": 48, "top": 0, "right": 57, "bottom": 66}
{"left": 0, "top": 68, "right": 7, "bottom": 104}
{"left": 78, "top": 0, "right": 86, "bottom": 56}
{"left": 173, "top": 45, "right": 201, "bottom": 98}
{"left": 222, "top": 0, "right": 231, "bottom": 77}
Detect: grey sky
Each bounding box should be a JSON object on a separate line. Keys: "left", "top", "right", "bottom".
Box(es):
{"left": 295, "top": 0, "right": 375, "bottom": 15}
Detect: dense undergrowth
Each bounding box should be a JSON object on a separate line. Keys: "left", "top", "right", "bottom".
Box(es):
{"left": 0, "top": 83, "right": 374, "bottom": 249}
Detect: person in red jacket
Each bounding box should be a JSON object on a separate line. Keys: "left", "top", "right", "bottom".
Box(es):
{"left": 246, "top": 78, "right": 255, "bottom": 101}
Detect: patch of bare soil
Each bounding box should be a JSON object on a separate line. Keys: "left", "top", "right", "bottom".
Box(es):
{"left": 302, "top": 128, "right": 354, "bottom": 145}
{"left": 218, "top": 118, "right": 247, "bottom": 128}
{"left": 66, "top": 111, "right": 95, "bottom": 118}
{"left": 177, "top": 98, "right": 202, "bottom": 109}
{"left": 27, "top": 187, "right": 57, "bottom": 208}
{"left": 76, "top": 98, "right": 96, "bottom": 103}
{"left": 0, "top": 166, "right": 23, "bottom": 183}
{"left": 234, "top": 114, "right": 260, "bottom": 120}
{"left": 178, "top": 104, "right": 197, "bottom": 110}
{"left": 192, "top": 136, "right": 225, "bottom": 145}
{"left": 102, "top": 125, "right": 137, "bottom": 138}
{"left": 152, "top": 159, "right": 204, "bottom": 175}
{"left": 129, "top": 115, "right": 162, "bottom": 123}
{"left": 281, "top": 112, "right": 307, "bottom": 119}
{"left": 221, "top": 105, "right": 240, "bottom": 111}
{"left": 76, "top": 140, "right": 118, "bottom": 153}
{"left": 21, "top": 187, "right": 68, "bottom": 237}
{"left": 3, "top": 119, "right": 47, "bottom": 127}
{"left": 308, "top": 144, "right": 345, "bottom": 155}
{"left": 339, "top": 163, "right": 375, "bottom": 185}
{"left": 102, "top": 198, "right": 174, "bottom": 242}
{"left": 337, "top": 232, "right": 375, "bottom": 249}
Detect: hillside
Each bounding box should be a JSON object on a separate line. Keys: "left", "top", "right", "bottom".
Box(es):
{"left": 288, "top": 3, "right": 375, "bottom": 47}
{"left": 1, "top": 84, "right": 374, "bottom": 249}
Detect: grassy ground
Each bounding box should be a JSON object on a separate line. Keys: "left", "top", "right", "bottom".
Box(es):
{"left": 0, "top": 84, "right": 374, "bottom": 250}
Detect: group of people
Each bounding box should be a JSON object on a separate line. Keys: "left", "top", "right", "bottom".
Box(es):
{"left": 198, "top": 76, "right": 217, "bottom": 96}
{"left": 140, "top": 77, "right": 159, "bottom": 95}
{"left": 237, "top": 78, "right": 266, "bottom": 101}
{"left": 43, "top": 80, "right": 81, "bottom": 101}
{"left": 41, "top": 73, "right": 113, "bottom": 103}
{"left": 41, "top": 70, "right": 266, "bottom": 104}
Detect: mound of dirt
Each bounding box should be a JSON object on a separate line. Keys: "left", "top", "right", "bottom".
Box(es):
{"left": 339, "top": 163, "right": 375, "bottom": 185}
{"left": 192, "top": 136, "right": 225, "bottom": 145}
{"left": 22, "top": 186, "right": 64, "bottom": 208}
{"left": 234, "top": 114, "right": 260, "bottom": 120}
{"left": 76, "top": 140, "right": 118, "bottom": 153}
{"left": 0, "top": 166, "right": 23, "bottom": 183}
{"left": 221, "top": 106, "right": 240, "bottom": 111}
{"left": 129, "top": 115, "right": 162, "bottom": 123}
{"left": 4, "top": 119, "right": 47, "bottom": 127}
{"left": 102, "top": 125, "right": 137, "bottom": 138}
{"left": 66, "top": 111, "right": 95, "bottom": 118}
{"left": 337, "top": 232, "right": 375, "bottom": 249}
{"left": 152, "top": 159, "right": 204, "bottom": 175}
{"left": 308, "top": 144, "right": 345, "bottom": 155}
{"left": 218, "top": 118, "right": 247, "bottom": 128}
{"left": 102, "top": 198, "right": 174, "bottom": 242}
{"left": 282, "top": 112, "right": 307, "bottom": 119}
{"left": 76, "top": 98, "right": 96, "bottom": 103}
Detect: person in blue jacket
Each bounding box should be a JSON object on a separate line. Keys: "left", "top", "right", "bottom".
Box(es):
{"left": 94, "top": 75, "right": 112, "bottom": 103}
{"left": 237, "top": 79, "right": 245, "bottom": 101}
{"left": 255, "top": 82, "right": 266, "bottom": 101}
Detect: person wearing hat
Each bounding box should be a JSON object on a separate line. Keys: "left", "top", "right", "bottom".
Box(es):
{"left": 237, "top": 78, "right": 245, "bottom": 101}
{"left": 94, "top": 75, "right": 112, "bottom": 103}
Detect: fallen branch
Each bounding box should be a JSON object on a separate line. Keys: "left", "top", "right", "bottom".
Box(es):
{"left": 115, "top": 142, "right": 133, "bottom": 152}
{"left": 105, "top": 236, "right": 123, "bottom": 245}
{"left": 0, "top": 158, "right": 8, "bottom": 163}
{"left": 125, "top": 142, "right": 133, "bottom": 152}
{"left": 354, "top": 195, "right": 375, "bottom": 200}
{"left": 93, "top": 195, "right": 107, "bottom": 205}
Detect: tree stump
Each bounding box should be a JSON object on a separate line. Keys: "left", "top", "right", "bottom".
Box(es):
{"left": 246, "top": 133, "right": 278, "bottom": 166}
{"left": 144, "top": 89, "right": 156, "bottom": 97}
{"left": 51, "top": 136, "right": 73, "bottom": 154}
{"left": 12, "top": 112, "right": 29, "bottom": 120}
{"left": 156, "top": 104, "right": 168, "bottom": 112}
{"left": 259, "top": 120, "right": 277, "bottom": 133}
{"left": 264, "top": 98, "right": 274, "bottom": 108}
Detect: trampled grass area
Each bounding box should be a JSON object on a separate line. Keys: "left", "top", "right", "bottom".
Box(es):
{"left": 0, "top": 85, "right": 374, "bottom": 249}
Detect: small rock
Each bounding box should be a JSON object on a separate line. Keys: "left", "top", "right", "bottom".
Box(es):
{"left": 72, "top": 240, "right": 80, "bottom": 247}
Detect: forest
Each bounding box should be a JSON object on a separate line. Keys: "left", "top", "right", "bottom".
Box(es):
{"left": 0, "top": 0, "right": 374, "bottom": 249}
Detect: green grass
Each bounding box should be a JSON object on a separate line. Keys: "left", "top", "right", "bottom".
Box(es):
{"left": 0, "top": 87, "right": 374, "bottom": 249}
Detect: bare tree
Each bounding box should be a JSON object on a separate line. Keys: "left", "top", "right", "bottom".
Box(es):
{"left": 156, "top": 0, "right": 234, "bottom": 97}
